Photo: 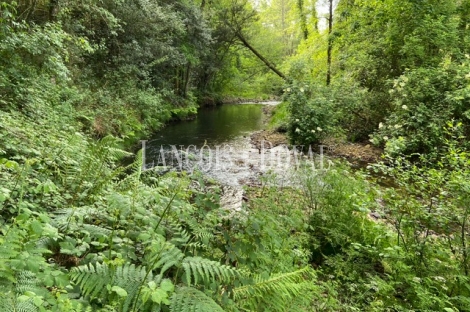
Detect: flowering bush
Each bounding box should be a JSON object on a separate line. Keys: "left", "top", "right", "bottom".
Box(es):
{"left": 284, "top": 83, "right": 339, "bottom": 145}
{"left": 370, "top": 58, "right": 470, "bottom": 157}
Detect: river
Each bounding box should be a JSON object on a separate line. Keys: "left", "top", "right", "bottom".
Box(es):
{"left": 148, "top": 103, "right": 265, "bottom": 147}
{"left": 143, "top": 102, "right": 308, "bottom": 210}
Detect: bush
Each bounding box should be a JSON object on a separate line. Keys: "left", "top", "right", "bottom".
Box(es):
{"left": 370, "top": 57, "right": 470, "bottom": 157}
{"left": 284, "top": 83, "right": 340, "bottom": 145}
{"left": 284, "top": 79, "right": 383, "bottom": 146}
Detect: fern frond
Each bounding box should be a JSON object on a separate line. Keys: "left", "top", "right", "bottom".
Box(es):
{"left": 0, "top": 271, "right": 42, "bottom": 312}
{"left": 115, "top": 150, "right": 143, "bottom": 190}
{"left": 166, "top": 220, "right": 191, "bottom": 247}
{"left": 81, "top": 224, "right": 113, "bottom": 238}
{"left": 70, "top": 262, "right": 111, "bottom": 299}
{"left": 233, "top": 267, "right": 315, "bottom": 311}
{"left": 52, "top": 206, "right": 106, "bottom": 231}
{"left": 185, "top": 218, "right": 214, "bottom": 244}
{"left": 70, "top": 262, "right": 154, "bottom": 312}
{"left": 181, "top": 257, "right": 238, "bottom": 286}
{"left": 15, "top": 271, "right": 41, "bottom": 295}
{"left": 185, "top": 242, "right": 208, "bottom": 251}
{"left": 147, "top": 241, "right": 185, "bottom": 276}
{"left": 35, "top": 236, "right": 56, "bottom": 251}
{"left": 0, "top": 296, "right": 38, "bottom": 312}
{"left": 170, "top": 286, "right": 224, "bottom": 312}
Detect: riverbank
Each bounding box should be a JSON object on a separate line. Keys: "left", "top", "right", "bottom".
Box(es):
{"left": 249, "top": 104, "right": 383, "bottom": 168}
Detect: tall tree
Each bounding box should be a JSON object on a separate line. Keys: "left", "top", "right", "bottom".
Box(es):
{"left": 326, "top": 0, "right": 333, "bottom": 86}
{"left": 297, "top": 0, "right": 309, "bottom": 40}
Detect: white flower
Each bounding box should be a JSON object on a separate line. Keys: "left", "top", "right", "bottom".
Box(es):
{"left": 300, "top": 87, "right": 305, "bottom": 93}
{"left": 286, "top": 88, "right": 291, "bottom": 92}
{"left": 295, "top": 119, "right": 300, "bottom": 122}
{"left": 394, "top": 124, "right": 401, "bottom": 129}
{"left": 295, "top": 128, "right": 300, "bottom": 133}
{"left": 383, "top": 136, "right": 389, "bottom": 141}
{"left": 402, "top": 105, "right": 408, "bottom": 110}
{"left": 311, "top": 130, "right": 316, "bottom": 133}
{"left": 317, "top": 127, "right": 322, "bottom": 132}
{"left": 379, "top": 122, "right": 384, "bottom": 129}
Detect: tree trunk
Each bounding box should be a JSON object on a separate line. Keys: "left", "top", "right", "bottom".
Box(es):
{"left": 183, "top": 64, "right": 191, "bottom": 98}
{"left": 234, "top": 31, "right": 287, "bottom": 80}
{"left": 312, "top": 2, "right": 318, "bottom": 32}
{"left": 49, "top": 0, "right": 59, "bottom": 21}
{"left": 297, "top": 0, "right": 309, "bottom": 40}
{"left": 326, "top": 0, "right": 333, "bottom": 86}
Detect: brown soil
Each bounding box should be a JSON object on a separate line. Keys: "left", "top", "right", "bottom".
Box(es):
{"left": 250, "top": 130, "right": 288, "bottom": 150}
{"left": 250, "top": 130, "right": 383, "bottom": 166}
{"left": 322, "top": 138, "right": 383, "bottom": 165}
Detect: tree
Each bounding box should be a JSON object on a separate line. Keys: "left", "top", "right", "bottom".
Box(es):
{"left": 326, "top": 0, "right": 333, "bottom": 85}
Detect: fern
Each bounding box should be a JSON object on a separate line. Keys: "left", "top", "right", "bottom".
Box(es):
{"left": 147, "top": 240, "right": 185, "bottom": 276}
{"left": 52, "top": 206, "right": 107, "bottom": 232}
{"left": 185, "top": 218, "right": 214, "bottom": 246}
{"left": 166, "top": 220, "right": 191, "bottom": 247}
{"left": 170, "top": 287, "right": 224, "bottom": 312}
{"left": 15, "top": 271, "right": 42, "bottom": 295}
{"left": 59, "top": 135, "right": 131, "bottom": 204}
{"left": 115, "top": 150, "right": 144, "bottom": 191}
{"left": 0, "top": 298, "right": 38, "bottom": 312}
{"left": 0, "top": 271, "right": 43, "bottom": 312}
{"left": 233, "top": 267, "right": 315, "bottom": 311}
{"left": 181, "top": 257, "right": 238, "bottom": 286}
{"left": 71, "top": 262, "right": 158, "bottom": 312}
{"left": 81, "top": 224, "right": 113, "bottom": 238}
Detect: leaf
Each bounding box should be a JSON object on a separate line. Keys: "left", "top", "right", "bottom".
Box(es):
{"left": 111, "top": 286, "right": 128, "bottom": 297}
{"left": 151, "top": 289, "right": 168, "bottom": 304}
{"left": 30, "top": 220, "right": 43, "bottom": 235}
{"left": 160, "top": 279, "right": 174, "bottom": 292}
{"left": 33, "top": 296, "right": 43, "bottom": 307}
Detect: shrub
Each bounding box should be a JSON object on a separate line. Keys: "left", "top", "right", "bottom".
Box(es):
{"left": 284, "top": 82, "right": 339, "bottom": 145}
{"left": 370, "top": 57, "right": 470, "bottom": 157}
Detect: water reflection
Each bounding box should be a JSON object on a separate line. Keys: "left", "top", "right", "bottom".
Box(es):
{"left": 148, "top": 104, "right": 264, "bottom": 148}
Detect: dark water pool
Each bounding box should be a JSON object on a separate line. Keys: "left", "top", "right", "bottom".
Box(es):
{"left": 148, "top": 104, "right": 264, "bottom": 147}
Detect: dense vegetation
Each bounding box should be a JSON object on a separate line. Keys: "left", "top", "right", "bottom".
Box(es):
{"left": 2, "top": 0, "right": 470, "bottom": 311}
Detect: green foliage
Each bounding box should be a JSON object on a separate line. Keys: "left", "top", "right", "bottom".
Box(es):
{"left": 233, "top": 267, "right": 316, "bottom": 311}
{"left": 281, "top": 0, "right": 470, "bottom": 149}
{"left": 6, "top": 0, "right": 470, "bottom": 311}
{"left": 182, "top": 257, "right": 238, "bottom": 286}
{"left": 371, "top": 59, "right": 470, "bottom": 156}
{"left": 306, "top": 166, "right": 383, "bottom": 256}
{"left": 284, "top": 82, "right": 340, "bottom": 145}
{"left": 71, "top": 262, "right": 171, "bottom": 312}
{"left": 268, "top": 101, "right": 289, "bottom": 132}
{"left": 1, "top": 102, "right": 318, "bottom": 311}
{"left": 170, "top": 287, "right": 224, "bottom": 312}
{"left": 284, "top": 77, "right": 382, "bottom": 144}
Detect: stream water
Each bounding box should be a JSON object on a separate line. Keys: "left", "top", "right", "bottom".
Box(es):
{"left": 143, "top": 102, "right": 314, "bottom": 210}
{"left": 148, "top": 104, "right": 265, "bottom": 147}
